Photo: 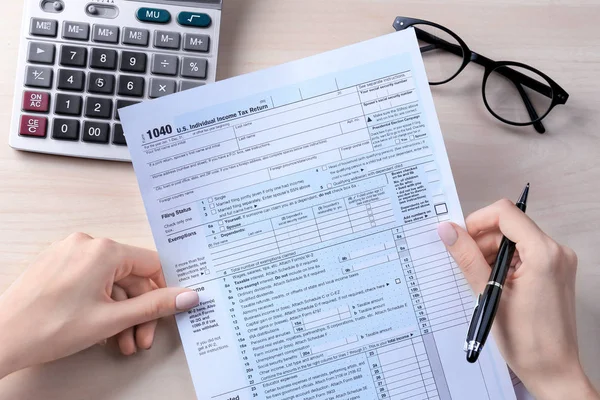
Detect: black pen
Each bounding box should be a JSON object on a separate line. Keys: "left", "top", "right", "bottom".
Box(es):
{"left": 464, "top": 183, "right": 530, "bottom": 363}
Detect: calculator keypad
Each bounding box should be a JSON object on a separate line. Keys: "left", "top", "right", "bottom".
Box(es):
{"left": 18, "top": 9, "right": 215, "bottom": 155}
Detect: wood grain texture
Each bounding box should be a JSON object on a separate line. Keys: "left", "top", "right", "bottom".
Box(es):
{"left": 0, "top": 0, "right": 599, "bottom": 398}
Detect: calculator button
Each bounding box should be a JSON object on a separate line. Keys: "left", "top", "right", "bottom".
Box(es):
{"left": 22, "top": 91, "right": 50, "bottom": 112}
{"left": 149, "top": 78, "right": 176, "bottom": 98}
{"left": 123, "top": 28, "right": 150, "bottom": 47}
{"left": 25, "top": 66, "right": 53, "bottom": 88}
{"left": 90, "top": 48, "right": 118, "bottom": 70}
{"left": 63, "top": 21, "right": 90, "bottom": 41}
{"left": 59, "top": 45, "right": 88, "bottom": 67}
{"left": 113, "top": 124, "right": 127, "bottom": 145}
{"left": 52, "top": 118, "right": 80, "bottom": 141}
{"left": 118, "top": 75, "right": 145, "bottom": 97}
{"left": 92, "top": 25, "right": 120, "bottom": 44}
{"left": 85, "top": 97, "right": 113, "bottom": 119}
{"left": 177, "top": 12, "right": 212, "bottom": 28}
{"left": 57, "top": 69, "right": 86, "bottom": 91}
{"left": 83, "top": 121, "right": 110, "bottom": 144}
{"left": 151, "top": 54, "right": 179, "bottom": 76}
{"left": 181, "top": 57, "right": 207, "bottom": 79}
{"left": 27, "top": 42, "right": 56, "bottom": 64}
{"left": 180, "top": 81, "right": 205, "bottom": 91}
{"left": 88, "top": 73, "right": 115, "bottom": 95}
{"left": 183, "top": 34, "right": 210, "bottom": 53}
{"left": 115, "top": 100, "right": 140, "bottom": 120}
{"left": 19, "top": 115, "right": 47, "bottom": 137}
{"left": 154, "top": 31, "right": 181, "bottom": 49}
{"left": 137, "top": 8, "right": 171, "bottom": 24}
{"left": 30, "top": 18, "right": 58, "bottom": 37}
{"left": 120, "top": 51, "right": 147, "bottom": 73}
{"left": 55, "top": 93, "right": 83, "bottom": 116}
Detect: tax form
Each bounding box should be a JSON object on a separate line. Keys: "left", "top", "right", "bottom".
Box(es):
{"left": 120, "top": 29, "right": 516, "bottom": 400}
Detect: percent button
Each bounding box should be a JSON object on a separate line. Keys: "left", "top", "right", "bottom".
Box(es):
{"left": 181, "top": 57, "right": 207, "bottom": 79}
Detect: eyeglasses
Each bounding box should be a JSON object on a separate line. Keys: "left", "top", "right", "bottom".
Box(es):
{"left": 393, "top": 16, "right": 569, "bottom": 133}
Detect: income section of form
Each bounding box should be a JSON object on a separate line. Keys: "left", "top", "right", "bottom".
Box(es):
{"left": 122, "top": 31, "right": 515, "bottom": 400}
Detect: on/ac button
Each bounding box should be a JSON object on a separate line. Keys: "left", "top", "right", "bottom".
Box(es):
{"left": 137, "top": 8, "right": 171, "bottom": 24}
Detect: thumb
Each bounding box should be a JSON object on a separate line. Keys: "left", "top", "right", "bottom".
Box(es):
{"left": 109, "top": 288, "right": 199, "bottom": 332}
{"left": 437, "top": 222, "right": 490, "bottom": 293}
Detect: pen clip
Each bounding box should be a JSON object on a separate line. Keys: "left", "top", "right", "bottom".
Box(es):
{"left": 464, "top": 294, "right": 481, "bottom": 351}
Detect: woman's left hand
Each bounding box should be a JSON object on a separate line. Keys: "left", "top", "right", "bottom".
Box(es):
{"left": 0, "top": 233, "right": 199, "bottom": 379}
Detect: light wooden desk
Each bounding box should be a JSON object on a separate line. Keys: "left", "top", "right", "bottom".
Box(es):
{"left": 1, "top": 1, "right": 599, "bottom": 398}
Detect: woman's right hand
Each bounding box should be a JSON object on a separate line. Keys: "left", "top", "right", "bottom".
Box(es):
{"left": 437, "top": 199, "right": 599, "bottom": 400}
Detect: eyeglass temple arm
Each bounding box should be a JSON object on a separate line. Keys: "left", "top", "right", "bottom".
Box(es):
{"left": 415, "top": 28, "right": 554, "bottom": 99}
{"left": 516, "top": 83, "right": 546, "bottom": 133}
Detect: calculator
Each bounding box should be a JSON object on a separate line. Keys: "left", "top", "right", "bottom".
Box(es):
{"left": 9, "top": 0, "right": 223, "bottom": 162}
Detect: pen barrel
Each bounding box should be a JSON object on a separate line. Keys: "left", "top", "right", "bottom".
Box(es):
{"left": 472, "top": 284, "right": 503, "bottom": 348}
{"left": 490, "top": 237, "right": 516, "bottom": 284}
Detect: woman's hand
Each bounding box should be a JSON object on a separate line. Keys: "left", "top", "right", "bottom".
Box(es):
{"left": 0, "top": 233, "right": 199, "bottom": 379}
{"left": 438, "top": 199, "right": 598, "bottom": 400}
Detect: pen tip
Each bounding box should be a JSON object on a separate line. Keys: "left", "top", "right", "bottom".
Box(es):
{"left": 518, "top": 183, "right": 530, "bottom": 205}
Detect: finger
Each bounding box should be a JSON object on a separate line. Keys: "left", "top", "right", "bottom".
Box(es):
{"left": 473, "top": 231, "right": 503, "bottom": 260}
{"left": 438, "top": 222, "right": 490, "bottom": 293}
{"left": 465, "top": 199, "right": 543, "bottom": 244}
{"left": 111, "top": 244, "right": 166, "bottom": 288}
{"left": 473, "top": 230, "right": 522, "bottom": 267}
{"left": 111, "top": 285, "right": 137, "bottom": 356}
{"left": 107, "top": 288, "right": 199, "bottom": 333}
{"left": 118, "top": 276, "right": 159, "bottom": 350}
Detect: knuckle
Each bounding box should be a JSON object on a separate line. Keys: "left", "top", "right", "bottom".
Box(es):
{"left": 66, "top": 232, "right": 92, "bottom": 242}
{"left": 93, "top": 237, "right": 116, "bottom": 252}
{"left": 561, "top": 245, "right": 578, "bottom": 268}
{"left": 545, "top": 239, "right": 562, "bottom": 258}
{"left": 496, "top": 198, "right": 514, "bottom": 210}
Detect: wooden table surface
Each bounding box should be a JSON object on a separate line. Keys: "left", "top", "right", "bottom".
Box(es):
{"left": 1, "top": 0, "right": 599, "bottom": 398}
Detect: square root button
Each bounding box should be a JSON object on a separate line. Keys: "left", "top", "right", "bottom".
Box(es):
{"left": 22, "top": 91, "right": 50, "bottom": 112}
{"left": 19, "top": 115, "right": 47, "bottom": 137}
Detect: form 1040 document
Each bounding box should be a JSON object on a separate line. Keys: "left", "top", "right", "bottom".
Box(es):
{"left": 120, "top": 29, "right": 517, "bottom": 400}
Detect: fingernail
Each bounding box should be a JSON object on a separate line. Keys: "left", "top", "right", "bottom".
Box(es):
{"left": 437, "top": 223, "right": 458, "bottom": 246}
{"left": 176, "top": 291, "right": 200, "bottom": 311}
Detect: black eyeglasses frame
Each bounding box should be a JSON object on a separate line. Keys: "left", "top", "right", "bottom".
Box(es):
{"left": 393, "top": 16, "right": 569, "bottom": 134}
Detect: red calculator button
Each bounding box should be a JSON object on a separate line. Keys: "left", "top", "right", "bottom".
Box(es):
{"left": 22, "top": 91, "right": 50, "bottom": 112}
{"left": 19, "top": 115, "right": 47, "bottom": 137}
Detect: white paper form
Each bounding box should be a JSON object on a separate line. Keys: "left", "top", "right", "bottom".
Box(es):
{"left": 120, "top": 29, "right": 516, "bottom": 400}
